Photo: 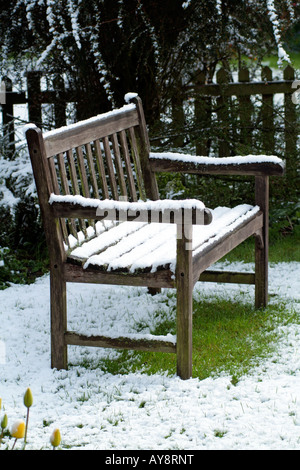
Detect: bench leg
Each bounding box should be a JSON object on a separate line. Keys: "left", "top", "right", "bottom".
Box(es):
{"left": 255, "top": 176, "right": 269, "bottom": 309}
{"left": 255, "top": 231, "right": 268, "bottom": 308}
{"left": 176, "top": 224, "right": 193, "bottom": 380}
{"left": 50, "top": 267, "right": 68, "bottom": 369}
{"left": 147, "top": 287, "right": 161, "bottom": 295}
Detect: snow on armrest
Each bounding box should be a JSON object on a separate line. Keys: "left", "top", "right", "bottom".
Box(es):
{"left": 149, "top": 152, "right": 285, "bottom": 176}
{"left": 49, "top": 194, "right": 212, "bottom": 225}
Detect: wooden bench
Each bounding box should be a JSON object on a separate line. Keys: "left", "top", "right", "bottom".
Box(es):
{"left": 25, "top": 94, "right": 284, "bottom": 379}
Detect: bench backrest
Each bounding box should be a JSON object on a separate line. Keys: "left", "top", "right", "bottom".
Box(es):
{"left": 26, "top": 96, "right": 159, "bottom": 251}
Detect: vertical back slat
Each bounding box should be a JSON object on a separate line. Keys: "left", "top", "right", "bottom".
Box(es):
{"left": 76, "top": 145, "right": 90, "bottom": 198}
{"left": 85, "top": 143, "right": 100, "bottom": 199}
{"left": 111, "top": 133, "right": 128, "bottom": 198}
{"left": 103, "top": 135, "right": 119, "bottom": 200}
{"left": 76, "top": 145, "right": 96, "bottom": 231}
{"left": 128, "top": 126, "right": 146, "bottom": 200}
{"left": 66, "top": 149, "right": 86, "bottom": 235}
{"left": 57, "top": 152, "right": 78, "bottom": 239}
{"left": 67, "top": 149, "right": 80, "bottom": 195}
{"left": 94, "top": 139, "right": 109, "bottom": 199}
{"left": 48, "top": 156, "right": 70, "bottom": 246}
{"left": 57, "top": 153, "right": 69, "bottom": 195}
{"left": 48, "top": 157, "right": 60, "bottom": 194}
{"left": 119, "top": 129, "right": 138, "bottom": 201}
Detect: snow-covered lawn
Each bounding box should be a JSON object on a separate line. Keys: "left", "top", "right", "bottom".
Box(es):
{"left": 0, "top": 261, "right": 299, "bottom": 450}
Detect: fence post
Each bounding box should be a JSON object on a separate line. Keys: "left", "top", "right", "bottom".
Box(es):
{"left": 171, "top": 80, "right": 185, "bottom": 148}
{"left": 54, "top": 74, "right": 67, "bottom": 128}
{"left": 27, "top": 71, "right": 43, "bottom": 127}
{"left": 238, "top": 67, "right": 253, "bottom": 153}
{"left": 194, "top": 71, "right": 211, "bottom": 155}
{"left": 216, "top": 68, "right": 230, "bottom": 157}
{"left": 283, "top": 64, "right": 298, "bottom": 200}
{"left": 1, "top": 76, "right": 15, "bottom": 158}
{"left": 261, "top": 66, "right": 275, "bottom": 154}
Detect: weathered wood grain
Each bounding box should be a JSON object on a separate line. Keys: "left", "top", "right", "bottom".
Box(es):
{"left": 65, "top": 331, "right": 176, "bottom": 353}
{"left": 255, "top": 176, "right": 269, "bottom": 308}
{"left": 44, "top": 107, "right": 139, "bottom": 157}
{"left": 176, "top": 223, "right": 193, "bottom": 379}
{"left": 149, "top": 156, "right": 285, "bottom": 176}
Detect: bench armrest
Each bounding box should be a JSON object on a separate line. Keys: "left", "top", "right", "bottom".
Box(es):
{"left": 149, "top": 152, "right": 285, "bottom": 176}
{"left": 49, "top": 194, "right": 212, "bottom": 225}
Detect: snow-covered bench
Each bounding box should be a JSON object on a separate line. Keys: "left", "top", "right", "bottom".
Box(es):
{"left": 25, "top": 94, "right": 284, "bottom": 379}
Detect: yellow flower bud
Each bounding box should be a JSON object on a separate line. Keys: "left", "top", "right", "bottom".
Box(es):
{"left": 11, "top": 420, "right": 25, "bottom": 439}
{"left": 1, "top": 413, "right": 7, "bottom": 430}
{"left": 50, "top": 428, "right": 61, "bottom": 448}
{"left": 0, "top": 398, "right": 2, "bottom": 410}
{"left": 24, "top": 388, "right": 33, "bottom": 408}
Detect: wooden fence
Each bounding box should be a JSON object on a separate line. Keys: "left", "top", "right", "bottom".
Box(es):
{"left": 1, "top": 71, "right": 76, "bottom": 157}
{"left": 168, "top": 64, "right": 299, "bottom": 200}
{"left": 171, "top": 64, "right": 298, "bottom": 154}
{"left": 1, "top": 66, "right": 299, "bottom": 185}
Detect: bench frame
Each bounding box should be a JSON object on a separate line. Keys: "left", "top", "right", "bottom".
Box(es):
{"left": 26, "top": 95, "right": 284, "bottom": 379}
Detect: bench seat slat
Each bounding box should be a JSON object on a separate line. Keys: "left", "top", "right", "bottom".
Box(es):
{"left": 123, "top": 205, "right": 261, "bottom": 274}
{"left": 85, "top": 223, "right": 175, "bottom": 272}
{"left": 69, "top": 221, "right": 148, "bottom": 260}
{"left": 68, "top": 204, "right": 260, "bottom": 273}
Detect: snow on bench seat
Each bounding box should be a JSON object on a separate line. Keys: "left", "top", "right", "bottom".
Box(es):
{"left": 67, "top": 204, "right": 260, "bottom": 274}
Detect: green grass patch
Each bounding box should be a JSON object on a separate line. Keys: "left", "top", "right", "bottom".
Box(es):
{"left": 191, "top": 299, "right": 290, "bottom": 381}
{"left": 223, "top": 200, "right": 300, "bottom": 264}
{"left": 75, "top": 296, "right": 298, "bottom": 383}
{"left": 262, "top": 51, "right": 300, "bottom": 70}
{"left": 0, "top": 247, "right": 49, "bottom": 290}
{"left": 221, "top": 227, "right": 300, "bottom": 264}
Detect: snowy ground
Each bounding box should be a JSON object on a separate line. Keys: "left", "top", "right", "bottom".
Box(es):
{"left": 0, "top": 261, "right": 299, "bottom": 451}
